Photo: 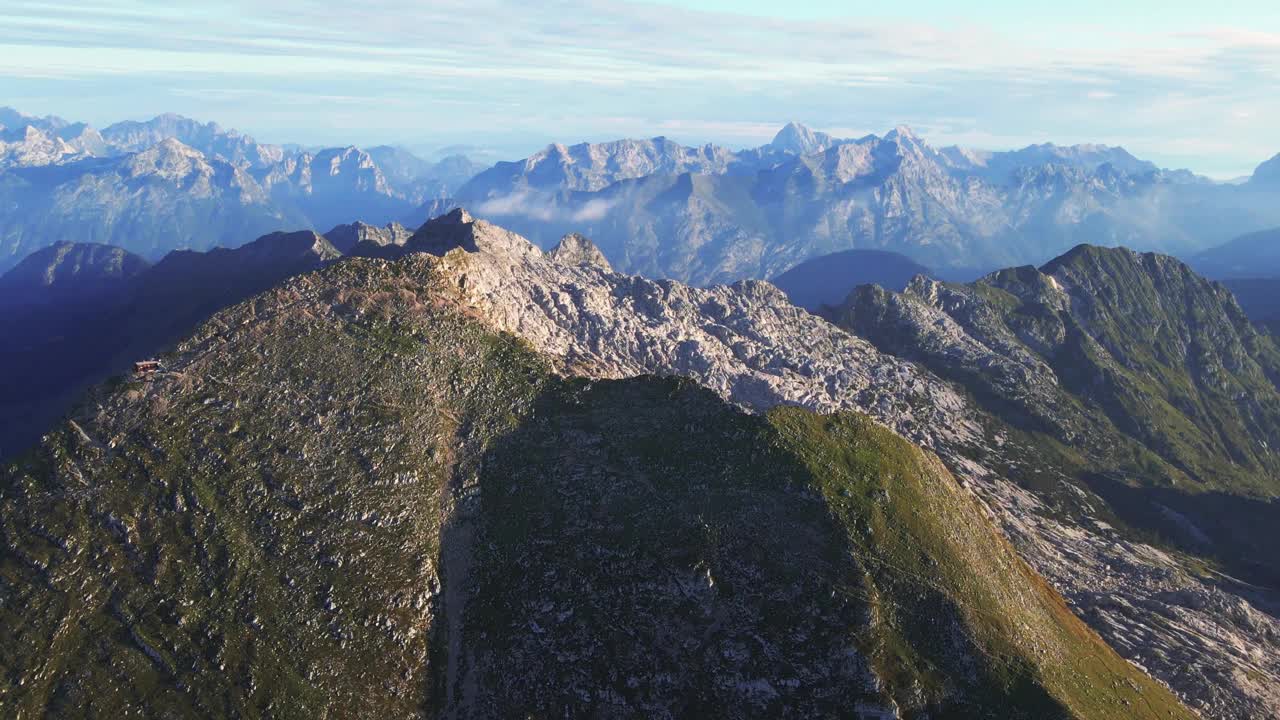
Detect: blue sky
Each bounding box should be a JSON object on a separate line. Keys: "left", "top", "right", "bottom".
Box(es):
{"left": 1, "top": 0, "right": 1277, "bottom": 177}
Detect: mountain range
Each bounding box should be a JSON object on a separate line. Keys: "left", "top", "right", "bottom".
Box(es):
{"left": 5, "top": 108, "right": 1280, "bottom": 287}
{"left": 0, "top": 108, "right": 474, "bottom": 270}
{"left": 453, "top": 124, "right": 1280, "bottom": 284}
{"left": 5, "top": 104, "right": 1280, "bottom": 719}
{"left": 3, "top": 209, "right": 1278, "bottom": 717}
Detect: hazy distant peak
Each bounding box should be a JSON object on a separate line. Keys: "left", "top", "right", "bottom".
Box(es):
{"left": 770, "top": 122, "right": 836, "bottom": 154}
{"left": 934, "top": 139, "right": 1158, "bottom": 179}
{"left": 885, "top": 124, "right": 921, "bottom": 142}
{"left": 123, "top": 138, "right": 214, "bottom": 180}
{"left": 153, "top": 111, "right": 202, "bottom": 124}
{"left": 139, "top": 137, "right": 204, "bottom": 161}
{"left": 771, "top": 248, "right": 933, "bottom": 310}
{"left": 0, "top": 106, "right": 69, "bottom": 133}
{"left": 1249, "top": 153, "right": 1280, "bottom": 185}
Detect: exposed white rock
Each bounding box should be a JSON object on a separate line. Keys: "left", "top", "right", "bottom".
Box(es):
{"left": 0, "top": 125, "right": 83, "bottom": 167}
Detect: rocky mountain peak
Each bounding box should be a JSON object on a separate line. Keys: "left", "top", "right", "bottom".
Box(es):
{"left": 0, "top": 125, "right": 81, "bottom": 167}
{"left": 0, "top": 234, "right": 1198, "bottom": 718}
{"left": 0, "top": 211, "right": 1262, "bottom": 718}
{"left": 439, "top": 206, "right": 473, "bottom": 224}
{"left": 881, "top": 126, "right": 936, "bottom": 163}
{"left": 319, "top": 145, "right": 374, "bottom": 169}
{"left": 885, "top": 124, "right": 920, "bottom": 142}
{"left": 770, "top": 122, "right": 836, "bottom": 155}
{"left": 547, "top": 232, "right": 611, "bottom": 270}
{"left": 238, "top": 230, "right": 342, "bottom": 263}
{"left": 122, "top": 137, "right": 212, "bottom": 179}
{"left": 324, "top": 221, "right": 412, "bottom": 254}
{"left": 405, "top": 207, "right": 540, "bottom": 259}
{"left": 1039, "top": 243, "right": 1169, "bottom": 287}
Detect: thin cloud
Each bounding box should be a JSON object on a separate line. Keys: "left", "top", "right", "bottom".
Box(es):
{"left": 0, "top": 0, "right": 1277, "bottom": 175}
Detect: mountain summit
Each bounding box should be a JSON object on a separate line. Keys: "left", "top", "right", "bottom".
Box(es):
{"left": 404, "top": 207, "right": 540, "bottom": 259}
{"left": 769, "top": 121, "right": 838, "bottom": 154}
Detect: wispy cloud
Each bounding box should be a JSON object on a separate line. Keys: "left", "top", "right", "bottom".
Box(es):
{"left": 0, "top": 0, "right": 1277, "bottom": 174}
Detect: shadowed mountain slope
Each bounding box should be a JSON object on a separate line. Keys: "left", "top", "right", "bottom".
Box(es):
{"left": 0, "top": 241, "right": 149, "bottom": 304}
{"left": 0, "top": 232, "right": 339, "bottom": 459}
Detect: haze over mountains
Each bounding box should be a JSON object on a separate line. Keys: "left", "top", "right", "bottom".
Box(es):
{"left": 5, "top": 107, "right": 1280, "bottom": 285}
{"left": 453, "top": 123, "right": 1280, "bottom": 284}
{"left": 0, "top": 108, "right": 471, "bottom": 269}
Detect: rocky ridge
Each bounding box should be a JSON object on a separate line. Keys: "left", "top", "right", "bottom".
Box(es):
{"left": 835, "top": 246, "right": 1280, "bottom": 718}
{"left": 0, "top": 230, "right": 342, "bottom": 461}
{"left": 323, "top": 221, "right": 413, "bottom": 254}
{"left": 1, "top": 236, "right": 1192, "bottom": 717}
{"left": 546, "top": 232, "right": 612, "bottom": 269}
{"left": 405, "top": 213, "right": 1278, "bottom": 719}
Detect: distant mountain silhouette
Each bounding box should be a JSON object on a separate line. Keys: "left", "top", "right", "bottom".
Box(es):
{"left": 1221, "top": 277, "right": 1280, "bottom": 333}
{"left": 1191, "top": 227, "right": 1280, "bottom": 279}
{"left": 770, "top": 249, "right": 932, "bottom": 310}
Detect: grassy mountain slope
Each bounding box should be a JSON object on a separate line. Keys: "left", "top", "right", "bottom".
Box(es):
{"left": 840, "top": 245, "right": 1280, "bottom": 586}
{"left": 0, "top": 255, "right": 1191, "bottom": 718}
